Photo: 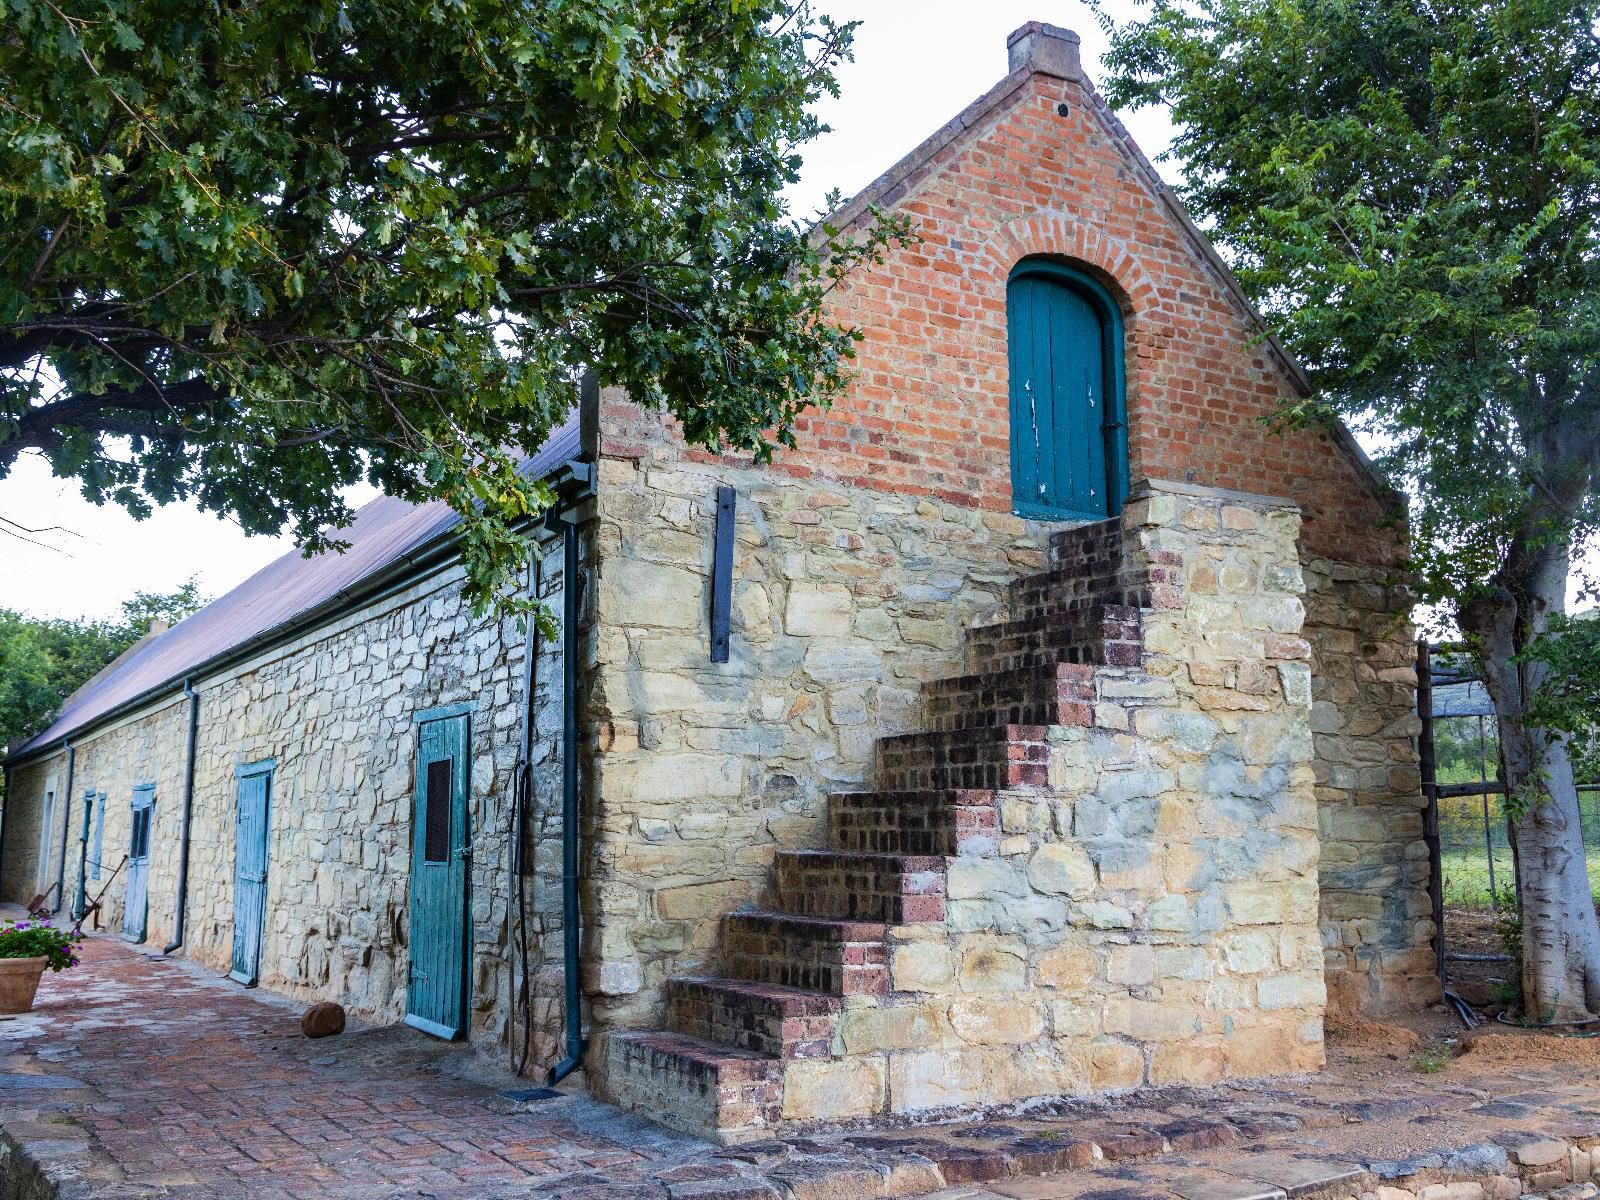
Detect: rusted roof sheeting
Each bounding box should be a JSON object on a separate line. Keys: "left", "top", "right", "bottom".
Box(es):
{"left": 13, "top": 416, "right": 581, "bottom": 759}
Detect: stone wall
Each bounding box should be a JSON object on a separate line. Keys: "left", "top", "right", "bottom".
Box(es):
{"left": 583, "top": 440, "right": 1052, "bottom": 1026}
{"left": 1305, "top": 559, "right": 1438, "bottom": 1016}
{"left": 589, "top": 479, "right": 1327, "bottom": 1136}
{"left": 805, "top": 482, "right": 1328, "bottom": 1111}
{"left": 2, "top": 540, "right": 573, "bottom": 1071}
{"left": 5, "top": 697, "right": 191, "bottom": 936}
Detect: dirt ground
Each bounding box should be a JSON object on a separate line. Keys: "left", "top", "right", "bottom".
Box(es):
{"left": 1326, "top": 996, "right": 1600, "bottom": 1085}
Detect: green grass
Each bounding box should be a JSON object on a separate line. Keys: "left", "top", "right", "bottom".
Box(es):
{"left": 1439, "top": 846, "right": 1600, "bottom": 909}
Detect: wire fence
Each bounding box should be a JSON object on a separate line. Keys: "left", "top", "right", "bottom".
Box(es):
{"left": 1434, "top": 707, "right": 1600, "bottom": 909}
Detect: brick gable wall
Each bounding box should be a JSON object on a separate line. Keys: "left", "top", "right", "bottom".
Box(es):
{"left": 605, "top": 69, "right": 1402, "bottom": 569}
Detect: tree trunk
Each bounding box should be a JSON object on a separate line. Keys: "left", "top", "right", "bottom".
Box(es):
{"left": 1460, "top": 535, "right": 1600, "bottom": 1023}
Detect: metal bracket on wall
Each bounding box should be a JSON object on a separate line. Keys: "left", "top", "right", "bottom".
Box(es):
{"left": 710, "top": 485, "right": 736, "bottom": 663}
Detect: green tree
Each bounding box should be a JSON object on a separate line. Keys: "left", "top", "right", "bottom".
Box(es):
{"left": 0, "top": 579, "right": 208, "bottom": 754}
{"left": 1097, "top": 0, "right": 1600, "bottom": 1019}
{"left": 1523, "top": 613, "right": 1600, "bottom": 786}
{"left": 1, "top": 0, "right": 907, "bottom": 611}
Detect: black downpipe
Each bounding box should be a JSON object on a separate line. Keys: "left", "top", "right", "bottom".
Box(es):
{"left": 51, "top": 743, "right": 75, "bottom": 914}
{"left": 509, "top": 548, "right": 541, "bottom": 1076}
{"left": 0, "top": 762, "right": 11, "bottom": 901}
{"left": 164, "top": 680, "right": 200, "bottom": 954}
{"left": 73, "top": 791, "right": 89, "bottom": 920}
{"left": 548, "top": 514, "right": 586, "bottom": 1085}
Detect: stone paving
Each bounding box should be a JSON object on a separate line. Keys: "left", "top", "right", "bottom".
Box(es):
{"left": 1, "top": 931, "right": 1599, "bottom": 1200}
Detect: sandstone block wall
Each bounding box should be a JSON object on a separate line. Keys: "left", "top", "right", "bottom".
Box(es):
{"left": 1305, "top": 559, "right": 1438, "bottom": 1015}
{"left": 3, "top": 540, "right": 574, "bottom": 1070}
{"left": 587, "top": 478, "right": 1327, "bottom": 1133}
{"left": 583, "top": 444, "right": 1052, "bottom": 1025}
{"left": 793, "top": 483, "right": 1328, "bottom": 1112}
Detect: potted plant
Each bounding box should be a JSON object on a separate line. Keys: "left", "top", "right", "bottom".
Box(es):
{"left": 0, "top": 919, "right": 82, "bottom": 1013}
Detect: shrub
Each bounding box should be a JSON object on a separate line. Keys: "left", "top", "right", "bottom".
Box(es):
{"left": 0, "top": 920, "right": 82, "bottom": 972}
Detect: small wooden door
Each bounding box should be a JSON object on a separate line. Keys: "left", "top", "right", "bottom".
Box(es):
{"left": 406, "top": 713, "right": 471, "bottom": 1039}
{"left": 1007, "top": 261, "right": 1126, "bottom": 520}
{"left": 122, "top": 785, "right": 154, "bottom": 942}
{"left": 230, "top": 763, "right": 273, "bottom": 986}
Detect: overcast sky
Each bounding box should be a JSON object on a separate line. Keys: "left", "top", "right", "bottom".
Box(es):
{"left": 0, "top": 4, "right": 1188, "bottom": 620}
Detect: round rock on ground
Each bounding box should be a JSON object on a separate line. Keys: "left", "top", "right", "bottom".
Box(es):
{"left": 301, "top": 1001, "right": 345, "bottom": 1038}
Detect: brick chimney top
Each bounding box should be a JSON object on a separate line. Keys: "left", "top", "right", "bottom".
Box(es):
{"left": 1006, "top": 22, "right": 1083, "bottom": 82}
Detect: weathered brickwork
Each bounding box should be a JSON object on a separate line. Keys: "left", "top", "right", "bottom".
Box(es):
{"left": 1305, "top": 558, "right": 1438, "bottom": 1015}
{"left": 599, "top": 55, "right": 1403, "bottom": 569}
{"left": 590, "top": 480, "right": 1327, "bottom": 1141}
{"left": 4, "top": 549, "right": 573, "bottom": 1068}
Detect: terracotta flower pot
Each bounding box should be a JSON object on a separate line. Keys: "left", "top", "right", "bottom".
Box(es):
{"left": 0, "top": 957, "right": 49, "bottom": 1014}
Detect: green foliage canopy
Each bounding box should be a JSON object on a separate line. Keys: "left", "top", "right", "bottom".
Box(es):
{"left": 1522, "top": 612, "right": 1600, "bottom": 782}
{"left": 1095, "top": 0, "right": 1600, "bottom": 605}
{"left": 1, "top": 0, "right": 905, "bottom": 609}
{"left": 0, "top": 579, "right": 206, "bottom": 753}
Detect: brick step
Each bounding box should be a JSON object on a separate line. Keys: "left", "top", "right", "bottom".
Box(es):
{"left": 722, "top": 911, "right": 888, "bottom": 996}
{"left": 1046, "top": 516, "right": 1123, "bottom": 566}
{"left": 1001, "top": 566, "right": 1148, "bottom": 624}
{"left": 828, "top": 789, "right": 999, "bottom": 856}
{"left": 596, "top": 1029, "right": 781, "bottom": 1144}
{"left": 773, "top": 850, "right": 946, "bottom": 923}
{"left": 875, "top": 725, "right": 1048, "bottom": 791}
{"left": 963, "top": 606, "right": 1141, "bottom": 673}
{"left": 923, "top": 661, "right": 1096, "bottom": 732}
{"left": 666, "top": 976, "right": 841, "bottom": 1060}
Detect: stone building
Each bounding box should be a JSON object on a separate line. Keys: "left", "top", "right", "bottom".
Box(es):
{"left": 1, "top": 24, "right": 1434, "bottom": 1143}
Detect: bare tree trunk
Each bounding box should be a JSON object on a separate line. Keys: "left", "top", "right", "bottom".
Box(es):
{"left": 1461, "top": 533, "right": 1600, "bottom": 1022}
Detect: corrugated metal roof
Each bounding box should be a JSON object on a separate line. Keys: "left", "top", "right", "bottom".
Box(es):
{"left": 11, "top": 416, "right": 582, "bottom": 760}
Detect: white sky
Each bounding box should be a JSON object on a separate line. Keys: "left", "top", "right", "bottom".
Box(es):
{"left": 18, "top": 4, "right": 1570, "bottom": 624}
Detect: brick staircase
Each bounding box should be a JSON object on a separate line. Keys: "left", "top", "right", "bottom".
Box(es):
{"left": 597, "top": 518, "right": 1154, "bottom": 1142}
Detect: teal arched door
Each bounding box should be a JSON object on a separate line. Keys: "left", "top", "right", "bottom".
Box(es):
{"left": 1006, "top": 260, "right": 1128, "bottom": 520}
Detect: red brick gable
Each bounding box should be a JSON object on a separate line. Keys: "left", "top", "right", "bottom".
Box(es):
{"left": 606, "top": 29, "right": 1404, "bottom": 568}
{"left": 828, "top": 67, "right": 1403, "bottom": 564}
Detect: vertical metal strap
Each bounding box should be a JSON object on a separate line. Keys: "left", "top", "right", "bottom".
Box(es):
{"left": 1417, "top": 638, "right": 1445, "bottom": 982}
{"left": 710, "top": 486, "right": 736, "bottom": 664}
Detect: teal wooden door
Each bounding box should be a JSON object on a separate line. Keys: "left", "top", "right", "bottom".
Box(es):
{"left": 406, "top": 713, "right": 471, "bottom": 1039}
{"left": 230, "top": 762, "right": 273, "bottom": 986}
{"left": 122, "top": 785, "right": 153, "bottom": 942}
{"left": 1007, "top": 262, "right": 1127, "bottom": 520}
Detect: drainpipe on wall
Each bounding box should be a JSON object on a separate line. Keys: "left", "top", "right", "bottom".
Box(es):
{"left": 164, "top": 679, "right": 200, "bottom": 954}
{"left": 0, "top": 761, "right": 10, "bottom": 898}
{"left": 548, "top": 370, "right": 598, "bottom": 1086}
{"left": 547, "top": 509, "right": 586, "bottom": 1086}
{"left": 51, "top": 742, "right": 75, "bottom": 914}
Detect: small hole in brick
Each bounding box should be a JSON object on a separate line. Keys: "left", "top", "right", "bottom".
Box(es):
{"left": 1057, "top": 101, "right": 1071, "bottom": 117}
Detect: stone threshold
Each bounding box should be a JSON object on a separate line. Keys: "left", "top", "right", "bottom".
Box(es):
{"left": 539, "top": 1073, "right": 1600, "bottom": 1200}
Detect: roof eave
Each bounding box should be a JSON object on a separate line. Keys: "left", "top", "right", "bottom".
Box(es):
{"left": 4, "top": 454, "right": 593, "bottom": 769}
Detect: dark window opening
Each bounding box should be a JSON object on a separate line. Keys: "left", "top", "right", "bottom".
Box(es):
{"left": 424, "top": 758, "right": 453, "bottom": 863}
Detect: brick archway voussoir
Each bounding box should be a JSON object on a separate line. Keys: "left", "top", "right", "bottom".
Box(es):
{"left": 982, "top": 210, "right": 1150, "bottom": 317}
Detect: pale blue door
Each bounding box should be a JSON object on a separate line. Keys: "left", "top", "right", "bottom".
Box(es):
{"left": 406, "top": 712, "right": 471, "bottom": 1039}
{"left": 230, "top": 762, "right": 273, "bottom": 986}
{"left": 122, "top": 785, "right": 154, "bottom": 942}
